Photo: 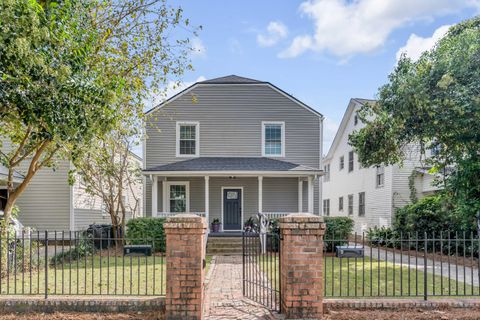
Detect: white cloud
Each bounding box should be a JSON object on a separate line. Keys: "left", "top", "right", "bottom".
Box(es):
{"left": 323, "top": 117, "right": 339, "bottom": 154}
{"left": 191, "top": 38, "right": 206, "bottom": 57}
{"left": 396, "top": 25, "right": 451, "bottom": 61}
{"left": 143, "top": 76, "right": 207, "bottom": 110}
{"left": 257, "top": 21, "right": 288, "bottom": 47}
{"left": 280, "top": 0, "right": 478, "bottom": 59}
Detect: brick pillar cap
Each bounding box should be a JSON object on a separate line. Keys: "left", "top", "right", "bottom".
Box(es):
{"left": 279, "top": 212, "right": 324, "bottom": 223}
{"left": 164, "top": 214, "right": 207, "bottom": 229}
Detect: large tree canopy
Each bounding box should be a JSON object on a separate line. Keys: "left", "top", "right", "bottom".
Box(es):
{"left": 349, "top": 17, "right": 480, "bottom": 227}
{"left": 0, "top": 0, "right": 194, "bottom": 232}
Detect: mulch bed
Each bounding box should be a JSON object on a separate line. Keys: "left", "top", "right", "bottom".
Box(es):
{"left": 0, "top": 312, "right": 163, "bottom": 320}
{"left": 324, "top": 308, "right": 480, "bottom": 319}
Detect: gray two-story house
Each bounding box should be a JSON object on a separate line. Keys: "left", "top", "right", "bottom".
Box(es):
{"left": 143, "top": 75, "right": 323, "bottom": 232}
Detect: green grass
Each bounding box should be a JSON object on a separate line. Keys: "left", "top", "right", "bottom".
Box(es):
{"left": 257, "top": 255, "right": 479, "bottom": 298}
{"left": 1, "top": 255, "right": 212, "bottom": 296}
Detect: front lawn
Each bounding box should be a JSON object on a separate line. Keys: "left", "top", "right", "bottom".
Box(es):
{"left": 1, "top": 255, "right": 212, "bottom": 296}
{"left": 257, "top": 255, "right": 478, "bottom": 297}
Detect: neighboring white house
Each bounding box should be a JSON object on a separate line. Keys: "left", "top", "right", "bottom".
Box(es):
{"left": 322, "top": 98, "right": 438, "bottom": 233}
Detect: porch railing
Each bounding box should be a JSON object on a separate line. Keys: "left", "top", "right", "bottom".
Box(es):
{"left": 263, "top": 212, "right": 290, "bottom": 220}
{"left": 154, "top": 212, "right": 206, "bottom": 218}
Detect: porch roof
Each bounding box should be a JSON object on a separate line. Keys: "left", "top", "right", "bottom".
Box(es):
{"left": 144, "top": 157, "right": 321, "bottom": 175}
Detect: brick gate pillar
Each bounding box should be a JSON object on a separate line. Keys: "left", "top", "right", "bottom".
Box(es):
{"left": 164, "top": 214, "right": 207, "bottom": 320}
{"left": 279, "top": 213, "right": 326, "bottom": 319}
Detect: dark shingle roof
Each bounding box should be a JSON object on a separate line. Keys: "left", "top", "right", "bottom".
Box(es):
{"left": 199, "top": 75, "right": 264, "bottom": 84}
{"left": 144, "top": 157, "right": 319, "bottom": 172}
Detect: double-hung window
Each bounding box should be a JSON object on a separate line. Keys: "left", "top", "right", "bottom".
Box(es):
{"left": 324, "top": 164, "right": 330, "bottom": 182}
{"left": 339, "top": 156, "right": 344, "bottom": 170}
{"left": 358, "top": 192, "right": 365, "bottom": 216}
{"left": 348, "top": 194, "right": 353, "bottom": 215}
{"left": 348, "top": 151, "right": 354, "bottom": 172}
{"left": 339, "top": 196, "right": 344, "bottom": 211}
{"left": 376, "top": 166, "right": 385, "bottom": 188}
{"left": 176, "top": 122, "right": 199, "bottom": 157}
{"left": 166, "top": 182, "right": 190, "bottom": 213}
{"left": 323, "top": 199, "right": 330, "bottom": 216}
{"left": 262, "top": 121, "right": 285, "bottom": 157}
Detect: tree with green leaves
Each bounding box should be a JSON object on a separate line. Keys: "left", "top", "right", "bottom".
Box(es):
{"left": 349, "top": 17, "right": 480, "bottom": 231}
{"left": 0, "top": 0, "right": 196, "bottom": 236}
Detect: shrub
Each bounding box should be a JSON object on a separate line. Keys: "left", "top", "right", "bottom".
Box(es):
{"left": 366, "top": 226, "right": 400, "bottom": 248}
{"left": 323, "top": 217, "right": 354, "bottom": 252}
{"left": 126, "top": 217, "right": 166, "bottom": 252}
{"left": 50, "top": 233, "right": 95, "bottom": 266}
{"left": 393, "top": 195, "right": 454, "bottom": 237}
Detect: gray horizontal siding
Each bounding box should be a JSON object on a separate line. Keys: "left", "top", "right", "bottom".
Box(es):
{"left": 74, "top": 209, "right": 134, "bottom": 231}
{"left": 144, "top": 84, "right": 322, "bottom": 218}
{"left": 16, "top": 160, "right": 71, "bottom": 231}
{"left": 146, "top": 85, "right": 321, "bottom": 168}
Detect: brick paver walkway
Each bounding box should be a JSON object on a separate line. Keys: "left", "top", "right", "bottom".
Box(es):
{"left": 205, "top": 255, "right": 279, "bottom": 319}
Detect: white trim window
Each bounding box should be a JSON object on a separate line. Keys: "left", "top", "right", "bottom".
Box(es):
{"left": 339, "top": 196, "right": 344, "bottom": 211}
{"left": 176, "top": 122, "right": 199, "bottom": 157}
{"left": 358, "top": 192, "right": 365, "bottom": 216}
{"left": 376, "top": 166, "right": 385, "bottom": 188}
{"left": 166, "top": 181, "right": 190, "bottom": 213}
{"left": 324, "top": 164, "right": 330, "bottom": 182}
{"left": 262, "top": 121, "right": 285, "bottom": 157}
{"left": 348, "top": 151, "right": 354, "bottom": 172}
{"left": 339, "top": 156, "right": 344, "bottom": 171}
{"left": 323, "top": 199, "right": 330, "bottom": 216}
{"left": 348, "top": 194, "right": 353, "bottom": 216}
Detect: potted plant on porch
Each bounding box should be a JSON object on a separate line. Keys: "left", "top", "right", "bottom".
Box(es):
{"left": 211, "top": 218, "right": 221, "bottom": 233}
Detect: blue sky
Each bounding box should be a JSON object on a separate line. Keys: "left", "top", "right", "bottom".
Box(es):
{"left": 152, "top": 0, "right": 478, "bottom": 153}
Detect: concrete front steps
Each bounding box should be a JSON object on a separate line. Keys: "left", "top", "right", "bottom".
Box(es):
{"left": 206, "top": 237, "right": 243, "bottom": 256}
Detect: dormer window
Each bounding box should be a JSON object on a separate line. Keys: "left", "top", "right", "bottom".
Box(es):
{"left": 262, "top": 121, "right": 285, "bottom": 157}
{"left": 176, "top": 121, "right": 199, "bottom": 157}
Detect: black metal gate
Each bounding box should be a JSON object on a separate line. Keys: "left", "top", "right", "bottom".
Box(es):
{"left": 242, "top": 232, "right": 281, "bottom": 312}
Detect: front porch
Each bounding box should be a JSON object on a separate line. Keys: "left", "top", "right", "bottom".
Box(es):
{"left": 148, "top": 174, "right": 318, "bottom": 232}
{"left": 144, "top": 157, "right": 322, "bottom": 233}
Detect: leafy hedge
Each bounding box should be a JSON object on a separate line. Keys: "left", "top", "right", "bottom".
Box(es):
{"left": 126, "top": 217, "right": 166, "bottom": 252}
{"left": 324, "top": 217, "right": 354, "bottom": 251}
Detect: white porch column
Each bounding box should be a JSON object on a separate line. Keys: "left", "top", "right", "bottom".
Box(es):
{"left": 258, "top": 176, "right": 263, "bottom": 213}
{"left": 152, "top": 175, "right": 158, "bottom": 217}
{"left": 298, "top": 178, "right": 303, "bottom": 212}
{"left": 204, "top": 176, "right": 210, "bottom": 224}
{"left": 307, "top": 176, "right": 314, "bottom": 213}
{"left": 162, "top": 178, "right": 167, "bottom": 213}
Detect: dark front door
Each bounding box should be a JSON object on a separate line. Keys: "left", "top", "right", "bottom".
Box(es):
{"left": 223, "top": 188, "right": 242, "bottom": 230}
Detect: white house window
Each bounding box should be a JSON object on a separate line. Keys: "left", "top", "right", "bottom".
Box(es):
{"left": 348, "top": 151, "right": 354, "bottom": 172}
{"left": 324, "top": 164, "right": 330, "bottom": 182}
{"left": 176, "top": 122, "right": 199, "bottom": 157}
{"left": 376, "top": 166, "right": 385, "bottom": 188}
{"left": 323, "top": 199, "right": 330, "bottom": 216}
{"left": 348, "top": 194, "right": 353, "bottom": 215}
{"left": 354, "top": 113, "right": 359, "bottom": 125}
{"left": 262, "top": 121, "right": 285, "bottom": 157}
{"left": 339, "top": 156, "right": 344, "bottom": 170}
{"left": 339, "top": 196, "right": 344, "bottom": 211}
{"left": 166, "top": 182, "right": 190, "bottom": 213}
{"left": 358, "top": 192, "right": 365, "bottom": 216}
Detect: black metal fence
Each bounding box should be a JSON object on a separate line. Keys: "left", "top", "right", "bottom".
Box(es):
{"left": 324, "top": 232, "right": 480, "bottom": 299}
{"left": 242, "top": 232, "right": 281, "bottom": 312}
{"left": 0, "top": 230, "right": 166, "bottom": 297}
